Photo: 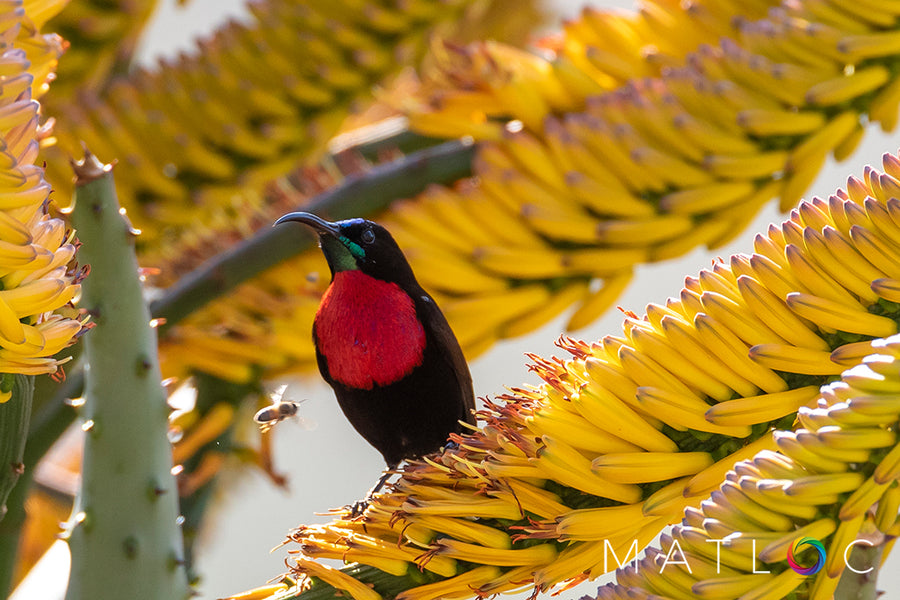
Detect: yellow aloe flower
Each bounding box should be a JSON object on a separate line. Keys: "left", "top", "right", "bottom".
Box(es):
{"left": 155, "top": 0, "right": 900, "bottom": 385}
{"left": 598, "top": 335, "right": 900, "bottom": 600}
{"left": 408, "top": 0, "right": 774, "bottom": 134}
{"left": 39, "top": 0, "right": 515, "bottom": 246}
{"left": 394, "top": 0, "right": 900, "bottom": 331}
{"left": 226, "top": 150, "right": 900, "bottom": 600}
{"left": 42, "top": 0, "right": 155, "bottom": 98}
{"left": 0, "top": 0, "right": 84, "bottom": 396}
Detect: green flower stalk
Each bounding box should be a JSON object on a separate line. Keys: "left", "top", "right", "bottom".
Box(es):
{"left": 225, "top": 150, "right": 900, "bottom": 600}
{"left": 62, "top": 152, "right": 189, "bottom": 600}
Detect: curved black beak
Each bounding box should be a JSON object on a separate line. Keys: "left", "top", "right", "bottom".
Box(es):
{"left": 274, "top": 212, "right": 340, "bottom": 237}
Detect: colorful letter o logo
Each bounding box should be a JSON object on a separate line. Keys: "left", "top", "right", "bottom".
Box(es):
{"left": 787, "top": 537, "right": 826, "bottom": 575}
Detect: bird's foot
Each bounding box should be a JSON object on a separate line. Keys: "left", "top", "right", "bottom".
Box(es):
{"left": 345, "top": 499, "right": 371, "bottom": 519}
{"left": 343, "top": 468, "right": 397, "bottom": 519}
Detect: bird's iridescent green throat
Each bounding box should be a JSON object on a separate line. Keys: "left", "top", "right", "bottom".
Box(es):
{"left": 339, "top": 235, "right": 365, "bottom": 260}
{"left": 320, "top": 235, "right": 361, "bottom": 273}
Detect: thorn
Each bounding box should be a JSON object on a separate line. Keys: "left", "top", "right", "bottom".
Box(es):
{"left": 136, "top": 355, "right": 152, "bottom": 374}
{"left": 123, "top": 535, "right": 139, "bottom": 559}
{"left": 119, "top": 207, "right": 142, "bottom": 237}
{"left": 72, "top": 147, "right": 115, "bottom": 186}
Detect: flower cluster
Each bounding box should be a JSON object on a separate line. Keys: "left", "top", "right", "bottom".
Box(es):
{"left": 600, "top": 335, "right": 900, "bottom": 600}
{"left": 245, "top": 151, "right": 900, "bottom": 600}
{"left": 0, "top": 0, "right": 84, "bottom": 393}
{"left": 396, "top": 0, "right": 900, "bottom": 332}
{"left": 41, "top": 0, "right": 502, "bottom": 247}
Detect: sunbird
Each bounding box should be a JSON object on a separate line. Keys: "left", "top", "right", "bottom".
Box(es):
{"left": 275, "top": 212, "right": 475, "bottom": 506}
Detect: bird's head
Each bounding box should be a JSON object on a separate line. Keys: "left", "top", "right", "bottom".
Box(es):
{"left": 275, "top": 212, "right": 417, "bottom": 285}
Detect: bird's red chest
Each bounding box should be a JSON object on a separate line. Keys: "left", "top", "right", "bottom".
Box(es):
{"left": 314, "top": 270, "right": 426, "bottom": 390}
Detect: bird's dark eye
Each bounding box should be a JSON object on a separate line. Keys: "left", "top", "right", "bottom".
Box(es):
{"left": 361, "top": 229, "right": 375, "bottom": 244}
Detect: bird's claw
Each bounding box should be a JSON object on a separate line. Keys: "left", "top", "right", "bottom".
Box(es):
{"left": 345, "top": 499, "right": 370, "bottom": 519}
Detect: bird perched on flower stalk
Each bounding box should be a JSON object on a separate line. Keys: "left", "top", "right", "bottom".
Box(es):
{"left": 275, "top": 212, "right": 475, "bottom": 507}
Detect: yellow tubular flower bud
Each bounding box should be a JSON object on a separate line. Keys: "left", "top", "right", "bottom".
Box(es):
{"left": 572, "top": 386, "right": 678, "bottom": 453}
{"left": 635, "top": 386, "right": 752, "bottom": 437}
{"left": 838, "top": 475, "right": 890, "bottom": 521}
{"left": 684, "top": 434, "right": 779, "bottom": 498}
{"left": 428, "top": 538, "right": 556, "bottom": 567}
{"left": 592, "top": 451, "right": 714, "bottom": 484}
{"left": 293, "top": 558, "right": 383, "bottom": 600}
{"left": 394, "top": 566, "right": 502, "bottom": 600}
{"left": 748, "top": 343, "right": 843, "bottom": 376}
{"left": 875, "top": 482, "right": 900, "bottom": 532}
{"left": 705, "top": 386, "right": 820, "bottom": 426}
{"left": 692, "top": 573, "right": 773, "bottom": 599}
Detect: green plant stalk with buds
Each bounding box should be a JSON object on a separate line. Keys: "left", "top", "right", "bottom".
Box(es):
{"left": 62, "top": 154, "right": 189, "bottom": 600}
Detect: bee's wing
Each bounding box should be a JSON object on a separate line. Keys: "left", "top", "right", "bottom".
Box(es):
{"left": 294, "top": 415, "right": 318, "bottom": 431}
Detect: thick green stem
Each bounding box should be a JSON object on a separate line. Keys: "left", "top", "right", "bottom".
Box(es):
{"left": 63, "top": 153, "right": 190, "bottom": 600}
{"left": 835, "top": 536, "right": 884, "bottom": 600}
{"left": 0, "top": 376, "right": 34, "bottom": 594}
{"left": 0, "top": 365, "right": 79, "bottom": 596}
{"left": 0, "top": 375, "right": 34, "bottom": 522}
{"left": 0, "top": 391, "right": 72, "bottom": 597}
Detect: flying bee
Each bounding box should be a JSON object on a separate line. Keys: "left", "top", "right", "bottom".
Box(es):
{"left": 254, "top": 385, "right": 310, "bottom": 433}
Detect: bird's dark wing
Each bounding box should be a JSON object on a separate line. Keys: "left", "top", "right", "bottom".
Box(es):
{"left": 415, "top": 291, "right": 476, "bottom": 425}
{"left": 311, "top": 325, "right": 336, "bottom": 387}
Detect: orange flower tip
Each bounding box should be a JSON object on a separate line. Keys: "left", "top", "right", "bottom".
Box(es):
{"left": 216, "top": 577, "right": 294, "bottom": 600}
